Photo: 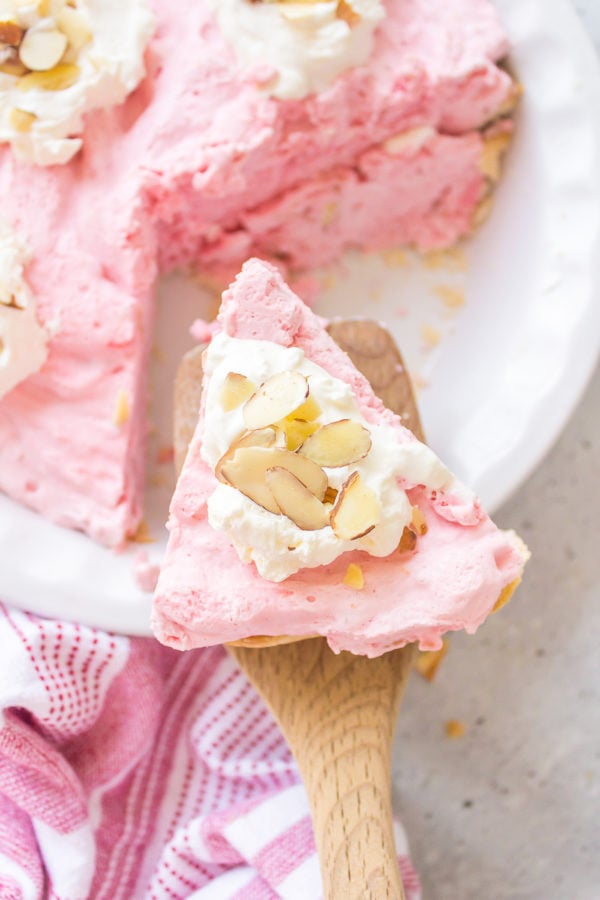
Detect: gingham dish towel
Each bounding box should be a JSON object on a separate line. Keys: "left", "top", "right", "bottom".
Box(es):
{"left": 0, "top": 603, "right": 421, "bottom": 899}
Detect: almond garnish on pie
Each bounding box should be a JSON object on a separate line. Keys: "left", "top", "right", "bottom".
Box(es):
{"left": 213, "top": 364, "right": 387, "bottom": 538}
{"left": 299, "top": 419, "right": 372, "bottom": 468}
{"left": 243, "top": 370, "right": 309, "bottom": 430}
{"left": 219, "top": 372, "right": 256, "bottom": 411}
{"left": 266, "top": 466, "right": 329, "bottom": 531}
{"left": 218, "top": 445, "right": 328, "bottom": 514}
{"left": 19, "top": 25, "right": 68, "bottom": 72}
{"left": 214, "top": 427, "right": 286, "bottom": 483}
{"left": 330, "top": 471, "right": 381, "bottom": 540}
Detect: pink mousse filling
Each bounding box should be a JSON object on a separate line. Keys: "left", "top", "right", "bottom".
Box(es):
{"left": 0, "top": 0, "right": 514, "bottom": 546}
{"left": 152, "top": 260, "right": 526, "bottom": 657}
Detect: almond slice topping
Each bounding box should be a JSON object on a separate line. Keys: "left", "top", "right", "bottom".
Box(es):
{"left": 218, "top": 446, "right": 328, "bottom": 514}
{"left": 238, "top": 426, "right": 286, "bottom": 449}
{"left": 0, "top": 56, "right": 28, "bottom": 77}
{"left": 299, "top": 419, "right": 372, "bottom": 468}
{"left": 17, "top": 62, "right": 80, "bottom": 91}
{"left": 9, "top": 107, "right": 37, "bottom": 132}
{"left": 265, "top": 467, "right": 329, "bottom": 531}
{"left": 243, "top": 371, "right": 309, "bottom": 431}
{"left": 56, "top": 7, "right": 92, "bottom": 53}
{"left": 0, "top": 21, "right": 24, "bottom": 47}
{"left": 19, "top": 26, "right": 68, "bottom": 72}
{"left": 220, "top": 372, "right": 256, "bottom": 411}
{"left": 330, "top": 471, "right": 381, "bottom": 540}
{"left": 214, "top": 426, "right": 285, "bottom": 483}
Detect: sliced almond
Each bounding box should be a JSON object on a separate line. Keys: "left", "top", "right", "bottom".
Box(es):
{"left": 17, "top": 61, "right": 79, "bottom": 90}
{"left": 0, "top": 21, "right": 24, "bottom": 46}
{"left": 243, "top": 371, "right": 308, "bottom": 431}
{"left": 56, "top": 6, "right": 92, "bottom": 53}
{"left": 59, "top": 43, "right": 79, "bottom": 64}
{"left": 265, "top": 467, "right": 329, "bottom": 531}
{"left": 299, "top": 419, "right": 372, "bottom": 468}
{"left": 237, "top": 426, "right": 286, "bottom": 449}
{"left": 219, "top": 446, "right": 328, "bottom": 514}
{"left": 19, "top": 26, "right": 68, "bottom": 72}
{"left": 277, "top": 0, "right": 322, "bottom": 14}
{"left": 330, "top": 471, "right": 381, "bottom": 540}
{"left": 0, "top": 55, "right": 28, "bottom": 76}
{"left": 214, "top": 426, "right": 284, "bottom": 482}
{"left": 218, "top": 446, "right": 280, "bottom": 514}
{"left": 0, "top": 292, "right": 23, "bottom": 309}
{"left": 219, "top": 372, "right": 256, "bottom": 411}
{"left": 9, "top": 106, "right": 36, "bottom": 132}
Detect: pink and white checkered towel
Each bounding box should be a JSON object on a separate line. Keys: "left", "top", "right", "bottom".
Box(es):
{"left": 0, "top": 603, "right": 421, "bottom": 899}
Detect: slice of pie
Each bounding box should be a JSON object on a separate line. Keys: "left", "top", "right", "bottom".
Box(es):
{"left": 153, "top": 258, "right": 527, "bottom": 657}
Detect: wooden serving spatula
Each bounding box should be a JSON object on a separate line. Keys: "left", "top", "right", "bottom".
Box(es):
{"left": 174, "top": 320, "right": 424, "bottom": 900}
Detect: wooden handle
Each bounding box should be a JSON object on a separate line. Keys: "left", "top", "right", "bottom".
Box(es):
{"left": 231, "top": 640, "right": 415, "bottom": 899}
{"left": 175, "top": 318, "right": 425, "bottom": 898}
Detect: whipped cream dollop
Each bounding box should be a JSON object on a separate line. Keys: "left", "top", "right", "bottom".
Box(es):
{"left": 206, "top": 0, "right": 385, "bottom": 100}
{"left": 0, "top": 222, "right": 48, "bottom": 397}
{"left": 201, "top": 334, "right": 470, "bottom": 582}
{"left": 0, "top": 0, "right": 154, "bottom": 165}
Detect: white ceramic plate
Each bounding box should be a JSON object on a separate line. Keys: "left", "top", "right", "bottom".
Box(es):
{"left": 1, "top": 0, "right": 599, "bottom": 635}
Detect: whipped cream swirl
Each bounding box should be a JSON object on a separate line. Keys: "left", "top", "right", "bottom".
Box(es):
{"left": 0, "top": 0, "right": 154, "bottom": 165}
{"left": 207, "top": 0, "right": 385, "bottom": 100}
{"left": 201, "top": 334, "right": 472, "bottom": 582}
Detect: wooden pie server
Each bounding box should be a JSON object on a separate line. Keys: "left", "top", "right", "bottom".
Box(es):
{"left": 174, "top": 320, "right": 424, "bottom": 900}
